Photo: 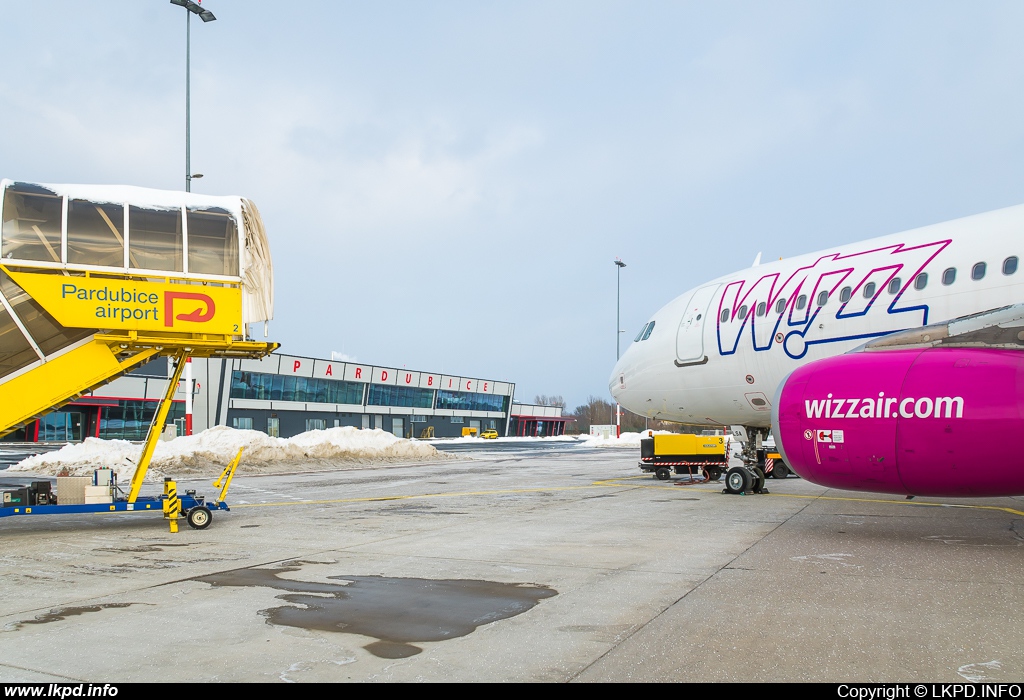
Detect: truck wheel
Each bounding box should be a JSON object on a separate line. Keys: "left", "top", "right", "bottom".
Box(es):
{"left": 773, "top": 464, "right": 790, "bottom": 479}
{"left": 706, "top": 468, "right": 722, "bottom": 482}
{"left": 186, "top": 506, "right": 212, "bottom": 530}
{"left": 725, "top": 467, "right": 751, "bottom": 494}
{"left": 655, "top": 467, "right": 671, "bottom": 481}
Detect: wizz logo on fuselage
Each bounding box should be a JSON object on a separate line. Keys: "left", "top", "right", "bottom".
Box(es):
{"left": 716, "top": 239, "right": 950, "bottom": 359}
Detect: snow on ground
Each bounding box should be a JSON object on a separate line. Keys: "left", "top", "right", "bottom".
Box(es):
{"left": 9, "top": 426, "right": 452, "bottom": 480}
{"left": 576, "top": 431, "right": 652, "bottom": 448}
{"left": 429, "top": 435, "right": 581, "bottom": 445}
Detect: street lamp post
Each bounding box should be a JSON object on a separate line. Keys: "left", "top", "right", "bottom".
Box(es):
{"left": 615, "top": 258, "right": 626, "bottom": 437}
{"left": 169, "top": 0, "right": 216, "bottom": 193}
{"left": 169, "top": 1, "right": 215, "bottom": 436}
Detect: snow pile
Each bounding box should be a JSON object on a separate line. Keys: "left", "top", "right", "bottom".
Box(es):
{"left": 576, "top": 431, "right": 650, "bottom": 448}
{"left": 10, "top": 426, "right": 450, "bottom": 480}
{"left": 432, "top": 434, "right": 581, "bottom": 444}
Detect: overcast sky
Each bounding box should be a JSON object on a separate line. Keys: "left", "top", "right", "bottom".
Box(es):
{"left": 3, "top": 1, "right": 1024, "bottom": 409}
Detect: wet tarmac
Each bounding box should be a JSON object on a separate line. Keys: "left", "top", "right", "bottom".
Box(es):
{"left": 0, "top": 447, "right": 1021, "bottom": 682}
{"left": 5, "top": 603, "right": 139, "bottom": 631}
{"left": 195, "top": 563, "right": 556, "bottom": 658}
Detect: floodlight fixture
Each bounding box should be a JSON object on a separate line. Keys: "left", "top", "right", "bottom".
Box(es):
{"left": 170, "top": 1, "right": 217, "bottom": 191}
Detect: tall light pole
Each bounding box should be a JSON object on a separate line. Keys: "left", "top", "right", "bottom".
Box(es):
{"left": 170, "top": 0, "right": 216, "bottom": 192}
{"left": 614, "top": 258, "right": 626, "bottom": 437}
{"left": 169, "top": 1, "right": 214, "bottom": 435}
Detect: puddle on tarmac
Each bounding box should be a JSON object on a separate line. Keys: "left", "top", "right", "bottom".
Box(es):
{"left": 5, "top": 603, "right": 139, "bottom": 631}
{"left": 194, "top": 563, "right": 557, "bottom": 658}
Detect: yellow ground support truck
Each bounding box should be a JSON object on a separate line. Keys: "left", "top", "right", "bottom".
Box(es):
{"left": 639, "top": 432, "right": 729, "bottom": 482}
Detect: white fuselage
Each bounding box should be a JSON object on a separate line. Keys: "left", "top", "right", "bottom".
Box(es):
{"left": 609, "top": 204, "right": 1024, "bottom": 427}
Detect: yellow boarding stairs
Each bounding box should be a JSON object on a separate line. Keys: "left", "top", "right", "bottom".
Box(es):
{"left": 0, "top": 179, "right": 279, "bottom": 530}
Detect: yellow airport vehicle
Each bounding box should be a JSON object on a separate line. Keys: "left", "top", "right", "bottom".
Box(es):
{"left": 639, "top": 432, "right": 729, "bottom": 481}
{"left": 481, "top": 429, "right": 499, "bottom": 439}
{"left": 0, "top": 180, "right": 279, "bottom": 530}
{"left": 461, "top": 427, "right": 478, "bottom": 437}
{"left": 763, "top": 450, "right": 791, "bottom": 479}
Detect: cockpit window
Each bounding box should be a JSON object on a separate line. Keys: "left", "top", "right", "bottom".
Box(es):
{"left": 641, "top": 321, "right": 655, "bottom": 340}
{"left": 634, "top": 324, "right": 648, "bottom": 342}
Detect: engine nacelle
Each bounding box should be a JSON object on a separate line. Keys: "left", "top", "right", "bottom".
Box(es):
{"left": 772, "top": 347, "right": 1024, "bottom": 497}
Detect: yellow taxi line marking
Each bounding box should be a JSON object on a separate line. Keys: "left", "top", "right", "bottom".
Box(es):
{"left": 231, "top": 484, "right": 612, "bottom": 509}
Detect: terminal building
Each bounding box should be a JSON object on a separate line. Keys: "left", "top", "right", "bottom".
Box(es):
{"left": 3, "top": 351, "right": 567, "bottom": 442}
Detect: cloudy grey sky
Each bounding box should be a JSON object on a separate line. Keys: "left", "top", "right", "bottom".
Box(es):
{"left": 3, "top": 1, "right": 1024, "bottom": 409}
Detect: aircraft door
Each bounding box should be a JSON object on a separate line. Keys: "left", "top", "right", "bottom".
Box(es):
{"left": 676, "top": 284, "right": 720, "bottom": 366}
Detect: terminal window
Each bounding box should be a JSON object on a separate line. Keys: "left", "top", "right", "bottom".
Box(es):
{"left": 436, "top": 390, "right": 508, "bottom": 413}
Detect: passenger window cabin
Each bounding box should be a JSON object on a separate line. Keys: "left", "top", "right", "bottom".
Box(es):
{"left": 0, "top": 182, "right": 243, "bottom": 278}
{"left": 1, "top": 183, "right": 62, "bottom": 263}
{"left": 67, "top": 200, "right": 124, "bottom": 267}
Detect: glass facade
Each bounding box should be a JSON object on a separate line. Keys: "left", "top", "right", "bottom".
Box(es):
{"left": 366, "top": 384, "right": 434, "bottom": 408}
{"left": 436, "top": 390, "right": 508, "bottom": 413}
{"left": 99, "top": 400, "right": 185, "bottom": 441}
{"left": 230, "top": 370, "right": 365, "bottom": 405}
{"left": 230, "top": 370, "right": 508, "bottom": 414}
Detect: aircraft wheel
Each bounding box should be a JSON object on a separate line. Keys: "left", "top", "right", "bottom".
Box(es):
{"left": 725, "top": 467, "right": 751, "bottom": 494}
{"left": 752, "top": 467, "right": 766, "bottom": 493}
{"left": 186, "top": 506, "right": 212, "bottom": 530}
{"left": 655, "top": 467, "right": 671, "bottom": 481}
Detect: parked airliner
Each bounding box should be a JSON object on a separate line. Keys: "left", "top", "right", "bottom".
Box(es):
{"left": 609, "top": 204, "right": 1024, "bottom": 497}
